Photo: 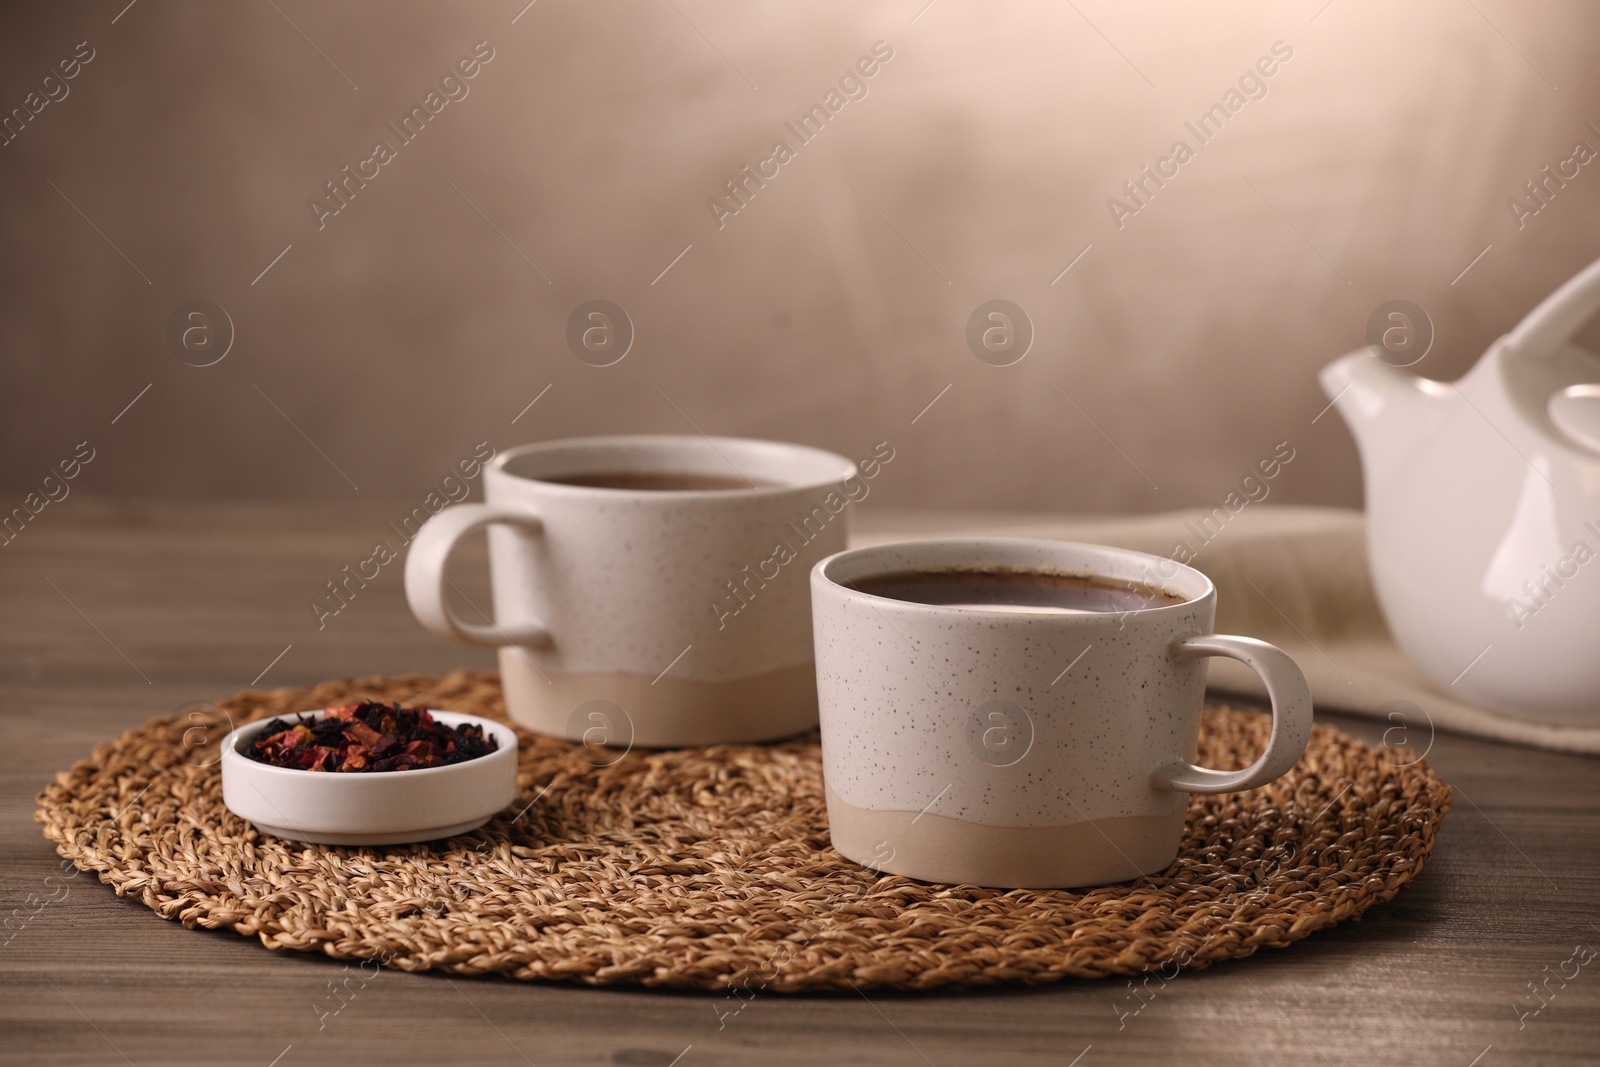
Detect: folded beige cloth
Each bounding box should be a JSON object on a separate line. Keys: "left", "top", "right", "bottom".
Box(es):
{"left": 855, "top": 506, "right": 1600, "bottom": 756}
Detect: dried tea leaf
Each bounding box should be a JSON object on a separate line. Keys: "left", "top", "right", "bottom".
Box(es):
{"left": 243, "top": 702, "right": 498, "bottom": 773}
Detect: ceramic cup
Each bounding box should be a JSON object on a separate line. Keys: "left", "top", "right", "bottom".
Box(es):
{"left": 811, "top": 538, "right": 1314, "bottom": 888}
{"left": 405, "top": 434, "right": 861, "bottom": 747}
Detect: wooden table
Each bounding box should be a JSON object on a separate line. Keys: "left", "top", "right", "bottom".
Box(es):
{"left": 4, "top": 501, "right": 1596, "bottom": 1066}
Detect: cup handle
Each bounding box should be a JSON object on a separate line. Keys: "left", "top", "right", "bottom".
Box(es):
{"left": 1150, "top": 634, "right": 1313, "bottom": 794}
{"left": 403, "top": 503, "right": 551, "bottom": 647}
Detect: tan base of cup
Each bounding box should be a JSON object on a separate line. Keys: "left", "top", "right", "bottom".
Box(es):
{"left": 825, "top": 786, "right": 1186, "bottom": 889}
{"left": 499, "top": 649, "right": 820, "bottom": 747}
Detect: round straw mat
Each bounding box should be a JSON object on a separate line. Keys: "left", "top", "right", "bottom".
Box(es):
{"left": 36, "top": 670, "right": 1450, "bottom": 991}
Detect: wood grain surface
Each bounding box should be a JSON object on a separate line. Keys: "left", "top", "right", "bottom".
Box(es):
{"left": 2, "top": 501, "right": 1596, "bottom": 1067}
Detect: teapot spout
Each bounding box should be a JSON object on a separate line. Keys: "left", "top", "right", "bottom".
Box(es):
{"left": 1318, "top": 349, "right": 1441, "bottom": 460}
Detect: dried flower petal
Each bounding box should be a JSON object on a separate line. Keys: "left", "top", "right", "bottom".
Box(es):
{"left": 243, "top": 702, "right": 497, "bottom": 772}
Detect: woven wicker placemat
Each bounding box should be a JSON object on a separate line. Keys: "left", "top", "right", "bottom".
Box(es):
{"left": 36, "top": 670, "right": 1450, "bottom": 991}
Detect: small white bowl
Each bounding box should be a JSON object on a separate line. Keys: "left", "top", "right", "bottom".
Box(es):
{"left": 220, "top": 709, "right": 518, "bottom": 846}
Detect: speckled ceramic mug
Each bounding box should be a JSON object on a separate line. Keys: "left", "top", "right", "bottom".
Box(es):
{"left": 405, "top": 435, "right": 859, "bottom": 746}
{"left": 811, "top": 538, "right": 1313, "bottom": 888}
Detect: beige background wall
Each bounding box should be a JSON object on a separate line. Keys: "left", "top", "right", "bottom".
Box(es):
{"left": 3, "top": 0, "right": 1599, "bottom": 512}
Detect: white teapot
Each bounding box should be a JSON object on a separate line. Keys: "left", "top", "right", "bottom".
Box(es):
{"left": 1321, "top": 258, "right": 1600, "bottom": 726}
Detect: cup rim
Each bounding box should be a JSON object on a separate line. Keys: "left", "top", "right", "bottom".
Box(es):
{"left": 813, "top": 537, "right": 1215, "bottom": 619}
{"left": 489, "top": 434, "right": 858, "bottom": 499}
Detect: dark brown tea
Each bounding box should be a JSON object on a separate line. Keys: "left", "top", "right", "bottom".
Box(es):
{"left": 540, "top": 471, "right": 774, "bottom": 491}
{"left": 850, "top": 567, "right": 1185, "bottom": 614}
